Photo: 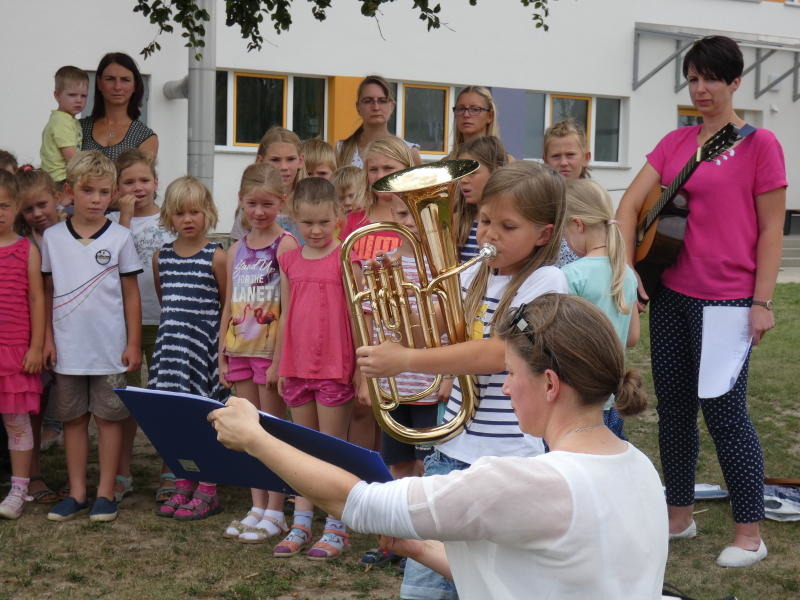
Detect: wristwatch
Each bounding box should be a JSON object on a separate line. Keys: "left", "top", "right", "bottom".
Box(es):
{"left": 751, "top": 299, "right": 773, "bottom": 311}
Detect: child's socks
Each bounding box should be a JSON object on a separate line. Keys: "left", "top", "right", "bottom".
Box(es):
{"left": 238, "top": 508, "right": 288, "bottom": 542}
{"left": 173, "top": 482, "right": 221, "bottom": 521}
{"left": 157, "top": 478, "right": 194, "bottom": 517}
{"left": 307, "top": 516, "right": 349, "bottom": 560}
{"left": 292, "top": 509, "right": 313, "bottom": 531}
{"left": 224, "top": 506, "right": 265, "bottom": 538}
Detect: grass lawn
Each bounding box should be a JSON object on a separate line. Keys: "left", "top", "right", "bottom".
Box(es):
{"left": 1, "top": 284, "right": 798, "bottom": 599}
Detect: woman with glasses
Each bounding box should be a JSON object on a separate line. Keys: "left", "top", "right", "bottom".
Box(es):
{"left": 449, "top": 86, "right": 502, "bottom": 159}
{"left": 336, "top": 75, "right": 421, "bottom": 168}
{"left": 209, "top": 294, "right": 667, "bottom": 600}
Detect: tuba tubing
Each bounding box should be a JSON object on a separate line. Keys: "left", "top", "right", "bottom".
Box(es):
{"left": 341, "top": 160, "right": 496, "bottom": 445}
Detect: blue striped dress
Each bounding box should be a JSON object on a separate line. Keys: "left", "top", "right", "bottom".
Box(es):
{"left": 148, "top": 242, "right": 227, "bottom": 401}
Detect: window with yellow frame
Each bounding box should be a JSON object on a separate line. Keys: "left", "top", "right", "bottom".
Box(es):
{"left": 550, "top": 94, "right": 591, "bottom": 141}
{"left": 233, "top": 72, "right": 288, "bottom": 146}
{"left": 403, "top": 84, "right": 450, "bottom": 154}
{"left": 678, "top": 106, "right": 703, "bottom": 128}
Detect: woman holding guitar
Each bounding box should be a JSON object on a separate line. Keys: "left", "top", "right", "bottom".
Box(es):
{"left": 616, "top": 36, "right": 786, "bottom": 568}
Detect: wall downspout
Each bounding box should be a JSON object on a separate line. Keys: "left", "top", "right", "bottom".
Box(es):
{"left": 162, "top": 0, "right": 215, "bottom": 191}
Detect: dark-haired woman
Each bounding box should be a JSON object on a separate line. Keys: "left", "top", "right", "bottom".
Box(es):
{"left": 336, "top": 75, "right": 421, "bottom": 168}
{"left": 617, "top": 35, "right": 786, "bottom": 567}
{"left": 209, "top": 294, "right": 667, "bottom": 600}
{"left": 80, "top": 53, "right": 158, "bottom": 160}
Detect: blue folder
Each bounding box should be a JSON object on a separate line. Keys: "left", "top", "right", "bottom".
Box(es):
{"left": 116, "top": 387, "right": 392, "bottom": 494}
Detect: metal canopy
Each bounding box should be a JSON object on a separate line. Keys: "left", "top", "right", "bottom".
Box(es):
{"left": 633, "top": 22, "right": 800, "bottom": 102}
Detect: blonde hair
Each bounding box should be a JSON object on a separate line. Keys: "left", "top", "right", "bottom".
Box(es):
{"left": 337, "top": 75, "right": 395, "bottom": 167}
{"left": 256, "top": 126, "right": 306, "bottom": 191}
{"left": 237, "top": 162, "right": 284, "bottom": 229}
{"left": 498, "top": 293, "right": 647, "bottom": 417}
{"left": 331, "top": 165, "right": 367, "bottom": 212}
{"left": 450, "top": 86, "right": 501, "bottom": 158}
{"left": 66, "top": 151, "right": 116, "bottom": 188}
{"left": 362, "top": 136, "right": 414, "bottom": 209}
{"left": 565, "top": 179, "right": 630, "bottom": 314}
{"left": 463, "top": 162, "right": 565, "bottom": 330}
{"left": 115, "top": 148, "right": 157, "bottom": 181}
{"left": 301, "top": 138, "right": 337, "bottom": 174}
{"left": 543, "top": 119, "right": 590, "bottom": 179}
{"left": 160, "top": 176, "right": 218, "bottom": 234}
{"left": 455, "top": 136, "right": 508, "bottom": 250}
{"left": 13, "top": 167, "right": 58, "bottom": 237}
{"left": 292, "top": 177, "right": 340, "bottom": 216}
{"left": 54, "top": 65, "right": 88, "bottom": 92}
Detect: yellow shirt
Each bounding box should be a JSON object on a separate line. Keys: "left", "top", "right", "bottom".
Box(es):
{"left": 40, "top": 110, "right": 82, "bottom": 182}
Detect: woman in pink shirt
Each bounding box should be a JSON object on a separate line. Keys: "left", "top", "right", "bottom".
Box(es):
{"left": 617, "top": 35, "right": 786, "bottom": 568}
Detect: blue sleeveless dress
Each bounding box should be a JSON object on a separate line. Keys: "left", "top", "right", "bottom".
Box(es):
{"left": 148, "top": 242, "right": 227, "bottom": 401}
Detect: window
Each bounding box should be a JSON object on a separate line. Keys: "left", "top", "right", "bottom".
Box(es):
{"left": 551, "top": 94, "right": 590, "bottom": 135}
{"left": 215, "top": 72, "right": 327, "bottom": 148}
{"left": 678, "top": 106, "right": 703, "bottom": 128}
{"left": 403, "top": 84, "right": 449, "bottom": 153}
{"left": 523, "top": 92, "right": 547, "bottom": 159}
{"left": 234, "top": 73, "right": 286, "bottom": 146}
{"left": 83, "top": 71, "right": 151, "bottom": 125}
{"left": 594, "top": 98, "right": 621, "bottom": 162}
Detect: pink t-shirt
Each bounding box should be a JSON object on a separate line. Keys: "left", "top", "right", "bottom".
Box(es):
{"left": 338, "top": 210, "right": 402, "bottom": 261}
{"left": 277, "top": 245, "right": 355, "bottom": 383}
{"left": 647, "top": 125, "right": 786, "bottom": 300}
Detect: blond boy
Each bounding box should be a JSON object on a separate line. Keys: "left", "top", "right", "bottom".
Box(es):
{"left": 40, "top": 66, "right": 89, "bottom": 185}
{"left": 301, "top": 138, "right": 337, "bottom": 180}
{"left": 42, "top": 151, "right": 142, "bottom": 522}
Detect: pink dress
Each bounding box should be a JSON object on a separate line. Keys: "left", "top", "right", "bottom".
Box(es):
{"left": 277, "top": 246, "right": 354, "bottom": 384}
{"left": 0, "top": 238, "right": 42, "bottom": 414}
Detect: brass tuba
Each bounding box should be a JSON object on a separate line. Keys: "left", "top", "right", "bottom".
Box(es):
{"left": 341, "top": 160, "right": 496, "bottom": 445}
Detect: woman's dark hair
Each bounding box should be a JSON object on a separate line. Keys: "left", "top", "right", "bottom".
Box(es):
{"left": 682, "top": 36, "right": 743, "bottom": 85}
{"left": 91, "top": 52, "right": 145, "bottom": 121}
{"left": 498, "top": 294, "right": 648, "bottom": 417}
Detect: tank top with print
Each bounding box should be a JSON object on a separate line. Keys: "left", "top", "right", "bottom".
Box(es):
{"left": 224, "top": 233, "right": 287, "bottom": 358}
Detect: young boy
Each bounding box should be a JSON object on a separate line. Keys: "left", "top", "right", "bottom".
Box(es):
{"left": 42, "top": 151, "right": 142, "bottom": 522}
{"left": 300, "top": 138, "right": 337, "bottom": 180}
{"left": 331, "top": 165, "right": 362, "bottom": 215}
{"left": 40, "top": 66, "right": 89, "bottom": 188}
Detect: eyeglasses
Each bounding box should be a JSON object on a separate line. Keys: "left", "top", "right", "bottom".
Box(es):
{"left": 359, "top": 97, "right": 392, "bottom": 106}
{"left": 509, "top": 303, "right": 562, "bottom": 376}
{"left": 453, "top": 106, "right": 492, "bottom": 116}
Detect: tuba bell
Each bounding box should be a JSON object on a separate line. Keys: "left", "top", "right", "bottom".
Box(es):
{"left": 341, "top": 160, "right": 496, "bottom": 445}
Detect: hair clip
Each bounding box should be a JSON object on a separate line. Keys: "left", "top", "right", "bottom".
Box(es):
{"left": 22, "top": 165, "right": 34, "bottom": 172}
{"left": 509, "top": 303, "right": 535, "bottom": 344}
{"left": 606, "top": 219, "right": 618, "bottom": 226}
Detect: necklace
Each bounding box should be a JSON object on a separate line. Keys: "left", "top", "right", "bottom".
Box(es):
{"left": 554, "top": 423, "right": 604, "bottom": 446}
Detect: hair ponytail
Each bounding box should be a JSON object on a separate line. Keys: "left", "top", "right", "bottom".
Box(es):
{"left": 565, "top": 179, "right": 631, "bottom": 314}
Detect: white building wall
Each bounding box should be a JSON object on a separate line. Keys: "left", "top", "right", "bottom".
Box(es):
{"left": 1, "top": 0, "right": 798, "bottom": 232}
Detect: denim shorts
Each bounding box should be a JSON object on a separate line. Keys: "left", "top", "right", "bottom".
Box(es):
{"left": 399, "top": 449, "right": 469, "bottom": 600}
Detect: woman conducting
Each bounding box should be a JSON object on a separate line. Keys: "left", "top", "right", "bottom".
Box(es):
{"left": 80, "top": 52, "right": 158, "bottom": 160}
{"left": 616, "top": 35, "right": 786, "bottom": 568}
{"left": 209, "top": 294, "right": 668, "bottom": 599}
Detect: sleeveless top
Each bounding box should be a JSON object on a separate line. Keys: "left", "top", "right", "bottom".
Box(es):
{"left": 224, "top": 233, "right": 287, "bottom": 358}
{"left": 148, "top": 242, "right": 227, "bottom": 400}
{"left": 0, "top": 237, "right": 31, "bottom": 347}
{"left": 79, "top": 117, "right": 156, "bottom": 161}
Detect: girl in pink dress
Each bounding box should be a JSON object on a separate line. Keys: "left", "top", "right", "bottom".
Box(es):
{"left": 272, "top": 177, "right": 357, "bottom": 560}
{"left": 0, "top": 171, "right": 45, "bottom": 519}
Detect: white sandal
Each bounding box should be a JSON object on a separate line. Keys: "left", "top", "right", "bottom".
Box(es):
{"left": 236, "top": 515, "right": 288, "bottom": 544}
{"left": 223, "top": 510, "right": 264, "bottom": 539}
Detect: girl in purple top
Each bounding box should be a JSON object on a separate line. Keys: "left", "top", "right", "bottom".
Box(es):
{"left": 272, "top": 178, "right": 356, "bottom": 561}
{"left": 617, "top": 35, "right": 786, "bottom": 568}
{"left": 220, "top": 163, "right": 298, "bottom": 544}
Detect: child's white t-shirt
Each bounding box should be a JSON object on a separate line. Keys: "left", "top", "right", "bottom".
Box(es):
{"left": 438, "top": 263, "right": 567, "bottom": 465}
{"left": 108, "top": 212, "right": 176, "bottom": 325}
{"left": 41, "top": 219, "right": 142, "bottom": 375}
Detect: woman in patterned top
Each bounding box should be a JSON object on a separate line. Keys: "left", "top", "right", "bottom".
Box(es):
{"left": 80, "top": 53, "right": 157, "bottom": 160}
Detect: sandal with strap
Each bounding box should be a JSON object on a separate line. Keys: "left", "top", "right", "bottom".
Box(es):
{"left": 223, "top": 510, "right": 263, "bottom": 539}
{"left": 173, "top": 490, "right": 221, "bottom": 521}
{"left": 273, "top": 524, "right": 312, "bottom": 557}
{"left": 155, "top": 489, "right": 192, "bottom": 518}
{"left": 155, "top": 472, "right": 176, "bottom": 503}
{"left": 237, "top": 515, "right": 289, "bottom": 544}
{"left": 114, "top": 475, "right": 134, "bottom": 503}
{"left": 28, "top": 476, "right": 59, "bottom": 504}
{"left": 307, "top": 529, "right": 350, "bottom": 561}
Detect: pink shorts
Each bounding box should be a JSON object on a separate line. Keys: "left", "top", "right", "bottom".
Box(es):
{"left": 281, "top": 377, "right": 354, "bottom": 408}
{"left": 227, "top": 356, "right": 272, "bottom": 385}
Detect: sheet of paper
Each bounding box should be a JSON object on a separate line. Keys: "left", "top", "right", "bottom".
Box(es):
{"left": 698, "top": 306, "right": 752, "bottom": 398}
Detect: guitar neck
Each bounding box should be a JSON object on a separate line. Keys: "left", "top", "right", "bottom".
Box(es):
{"left": 644, "top": 149, "right": 700, "bottom": 231}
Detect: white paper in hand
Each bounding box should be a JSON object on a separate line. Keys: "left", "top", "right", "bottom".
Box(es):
{"left": 698, "top": 306, "right": 752, "bottom": 398}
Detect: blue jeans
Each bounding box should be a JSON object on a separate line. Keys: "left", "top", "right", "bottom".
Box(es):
{"left": 400, "top": 449, "right": 469, "bottom": 600}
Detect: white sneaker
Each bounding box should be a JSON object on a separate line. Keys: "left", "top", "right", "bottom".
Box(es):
{"left": 668, "top": 520, "right": 697, "bottom": 540}
{"left": 716, "top": 540, "right": 767, "bottom": 567}
{"left": 0, "top": 486, "right": 27, "bottom": 520}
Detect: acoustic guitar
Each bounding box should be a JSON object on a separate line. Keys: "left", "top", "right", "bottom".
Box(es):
{"left": 634, "top": 123, "right": 742, "bottom": 299}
